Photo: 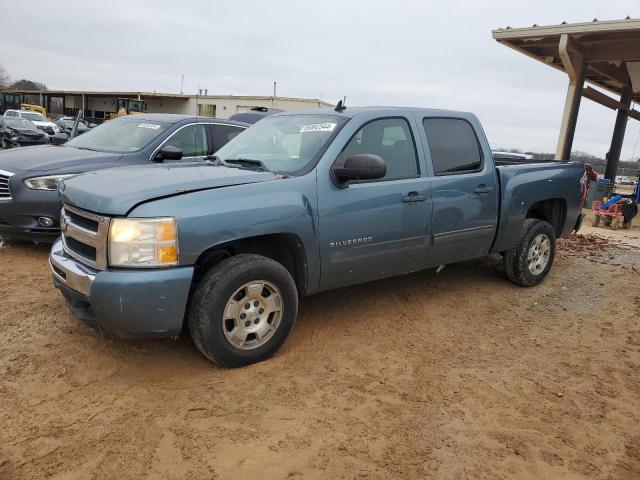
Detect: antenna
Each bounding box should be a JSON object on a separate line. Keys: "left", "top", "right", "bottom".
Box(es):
{"left": 335, "top": 97, "right": 346, "bottom": 112}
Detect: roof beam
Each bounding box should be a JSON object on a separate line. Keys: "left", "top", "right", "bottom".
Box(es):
{"left": 586, "top": 41, "right": 640, "bottom": 62}
{"left": 559, "top": 34, "right": 584, "bottom": 81}
{"left": 587, "top": 62, "right": 631, "bottom": 86}
{"left": 582, "top": 86, "right": 640, "bottom": 121}
{"left": 582, "top": 86, "right": 626, "bottom": 109}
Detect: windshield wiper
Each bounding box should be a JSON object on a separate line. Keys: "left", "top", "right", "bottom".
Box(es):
{"left": 223, "top": 158, "right": 270, "bottom": 172}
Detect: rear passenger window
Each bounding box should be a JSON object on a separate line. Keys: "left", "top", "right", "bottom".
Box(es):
{"left": 423, "top": 118, "right": 483, "bottom": 175}
{"left": 339, "top": 118, "right": 419, "bottom": 181}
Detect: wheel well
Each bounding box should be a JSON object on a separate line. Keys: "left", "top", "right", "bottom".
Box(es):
{"left": 526, "top": 198, "right": 567, "bottom": 236}
{"left": 193, "top": 234, "right": 308, "bottom": 295}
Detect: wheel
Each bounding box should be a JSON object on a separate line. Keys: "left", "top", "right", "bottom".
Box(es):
{"left": 0, "top": 138, "right": 9, "bottom": 149}
{"left": 504, "top": 219, "right": 556, "bottom": 287}
{"left": 188, "top": 254, "right": 298, "bottom": 367}
{"left": 622, "top": 220, "right": 632, "bottom": 230}
{"left": 592, "top": 215, "right": 601, "bottom": 227}
{"left": 611, "top": 217, "right": 620, "bottom": 230}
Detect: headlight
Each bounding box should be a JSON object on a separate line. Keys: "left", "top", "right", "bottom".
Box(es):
{"left": 109, "top": 217, "right": 178, "bottom": 268}
{"left": 24, "top": 174, "right": 77, "bottom": 190}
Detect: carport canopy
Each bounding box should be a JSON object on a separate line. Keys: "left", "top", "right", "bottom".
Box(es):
{"left": 492, "top": 18, "right": 640, "bottom": 180}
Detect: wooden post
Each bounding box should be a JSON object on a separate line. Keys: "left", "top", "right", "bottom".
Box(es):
{"left": 604, "top": 86, "right": 633, "bottom": 181}
{"left": 555, "top": 34, "right": 585, "bottom": 160}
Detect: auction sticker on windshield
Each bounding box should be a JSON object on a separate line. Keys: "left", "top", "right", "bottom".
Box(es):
{"left": 138, "top": 123, "right": 161, "bottom": 130}
{"left": 299, "top": 123, "right": 337, "bottom": 133}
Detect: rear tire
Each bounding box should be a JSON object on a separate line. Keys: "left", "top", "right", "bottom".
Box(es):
{"left": 504, "top": 219, "right": 556, "bottom": 287}
{"left": 592, "top": 215, "right": 601, "bottom": 227}
{"left": 188, "top": 254, "right": 298, "bottom": 367}
{"left": 611, "top": 217, "right": 620, "bottom": 230}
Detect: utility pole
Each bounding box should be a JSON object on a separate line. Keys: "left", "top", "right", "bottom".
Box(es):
{"left": 272, "top": 81, "right": 276, "bottom": 107}
{"left": 180, "top": 74, "right": 184, "bottom": 95}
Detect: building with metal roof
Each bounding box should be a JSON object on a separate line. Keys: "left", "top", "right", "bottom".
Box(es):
{"left": 492, "top": 17, "right": 640, "bottom": 181}
{"left": 2, "top": 89, "right": 333, "bottom": 123}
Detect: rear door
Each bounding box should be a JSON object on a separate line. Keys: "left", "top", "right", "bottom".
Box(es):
{"left": 421, "top": 117, "right": 498, "bottom": 266}
{"left": 317, "top": 116, "right": 431, "bottom": 290}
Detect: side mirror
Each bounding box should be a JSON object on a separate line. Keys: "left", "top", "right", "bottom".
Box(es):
{"left": 331, "top": 154, "right": 386, "bottom": 186}
{"left": 50, "top": 132, "right": 68, "bottom": 146}
{"left": 154, "top": 145, "right": 183, "bottom": 162}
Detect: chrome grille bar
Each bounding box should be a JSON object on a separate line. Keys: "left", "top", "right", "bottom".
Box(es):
{"left": 61, "top": 204, "right": 110, "bottom": 270}
{"left": 0, "top": 169, "right": 13, "bottom": 200}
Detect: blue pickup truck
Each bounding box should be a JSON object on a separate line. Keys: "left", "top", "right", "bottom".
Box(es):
{"left": 50, "top": 107, "right": 584, "bottom": 367}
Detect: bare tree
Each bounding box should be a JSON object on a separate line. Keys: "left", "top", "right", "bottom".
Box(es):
{"left": 0, "top": 65, "right": 9, "bottom": 89}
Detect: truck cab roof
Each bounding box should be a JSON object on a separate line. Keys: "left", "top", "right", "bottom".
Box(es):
{"left": 271, "top": 106, "right": 478, "bottom": 120}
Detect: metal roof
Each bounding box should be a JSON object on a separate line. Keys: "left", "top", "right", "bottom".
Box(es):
{"left": 1, "top": 89, "right": 333, "bottom": 106}
{"left": 492, "top": 18, "right": 640, "bottom": 104}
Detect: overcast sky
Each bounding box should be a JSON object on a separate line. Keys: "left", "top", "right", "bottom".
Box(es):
{"left": 1, "top": 1, "right": 638, "bottom": 159}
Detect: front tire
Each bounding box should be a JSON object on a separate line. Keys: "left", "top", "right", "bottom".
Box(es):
{"left": 0, "top": 138, "right": 10, "bottom": 149}
{"left": 188, "top": 254, "right": 298, "bottom": 367}
{"left": 504, "top": 219, "right": 556, "bottom": 287}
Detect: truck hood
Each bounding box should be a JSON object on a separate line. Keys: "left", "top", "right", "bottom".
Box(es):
{"left": 59, "top": 162, "right": 277, "bottom": 215}
{"left": 0, "top": 145, "right": 123, "bottom": 173}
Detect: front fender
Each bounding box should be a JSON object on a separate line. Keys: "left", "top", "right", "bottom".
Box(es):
{"left": 128, "top": 173, "right": 320, "bottom": 291}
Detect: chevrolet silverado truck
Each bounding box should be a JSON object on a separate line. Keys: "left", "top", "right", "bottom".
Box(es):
{"left": 50, "top": 107, "right": 584, "bottom": 367}
{"left": 0, "top": 114, "right": 248, "bottom": 243}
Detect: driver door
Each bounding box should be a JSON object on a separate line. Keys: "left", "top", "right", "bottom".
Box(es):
{"left": 317, "top": 117, "right": 431, "bottom": 290}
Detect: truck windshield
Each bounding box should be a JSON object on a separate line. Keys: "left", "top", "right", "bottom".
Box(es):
{"left": 215, "top": 114, "right": 347, "bottom": 175}
{"left": 65, "top": 118, "right": 170, "bottom": 153}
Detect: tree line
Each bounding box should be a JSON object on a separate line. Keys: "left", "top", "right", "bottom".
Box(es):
{"left": 0, "top": 64, "right": 47, "bottom": 91}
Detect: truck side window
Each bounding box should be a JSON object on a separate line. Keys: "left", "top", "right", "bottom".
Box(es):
{"left": 340, "top": 117, "right": 419, "bottom": 180}
{"left": 212, "top": 124, "right": 245, "bottom": 151}
{"left": 423, "top": 118, "right": 483, "bottom": 175}
{"left": 164, "top": 124, "right": 208, "bottom": 157}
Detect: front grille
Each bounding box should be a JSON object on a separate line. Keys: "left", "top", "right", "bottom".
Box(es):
{"left": 61, "top": 204, "right": 110, "bottom": 270}
{"left": 65, "top": 236, "right": 97, "bottom": 261}
{"left": 66, "top": 209, "right": 99, "bottom": 231}
{"left": 0, "top": 170, "right": 13, "bottom": 200}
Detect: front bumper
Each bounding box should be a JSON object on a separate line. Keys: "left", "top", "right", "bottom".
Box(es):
{"left": 50, "top": 238, "right": 194, "bottom": 339}
{"left": 0, "top": 190, "right": 63, "bottom": 243}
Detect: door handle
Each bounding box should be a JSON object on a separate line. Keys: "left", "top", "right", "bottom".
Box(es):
{"left": 473, "top": 185, "right": 493, "bottom": 195}
{"left": 402, "top": 192, "right": 427, "bottom": 203}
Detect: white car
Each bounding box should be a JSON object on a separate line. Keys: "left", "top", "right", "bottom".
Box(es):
{"left": 3, "top": 109, "right": 60, "bottom": 136}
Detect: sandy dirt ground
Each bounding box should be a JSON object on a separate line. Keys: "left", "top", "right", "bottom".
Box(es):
{"left": 1, "top": 220, "right": 640, "bottom": 479}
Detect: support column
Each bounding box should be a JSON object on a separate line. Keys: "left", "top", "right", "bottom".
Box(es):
{"left": 604, "top": 86, "right": 633, "bottom": 181}
{"left": 555, "top": 34, "right": 585, "bottom": 160}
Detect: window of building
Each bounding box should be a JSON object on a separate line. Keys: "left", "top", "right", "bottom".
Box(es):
{"left": 197, "top": 104, "right": 216, "bottom": 117}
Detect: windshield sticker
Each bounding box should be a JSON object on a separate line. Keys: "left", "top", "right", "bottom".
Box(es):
{"left": 299, "top": 122, "right": 337, "bottom": 133}
{"left": 137, "top": 123, "right": 161, "bottom": 130}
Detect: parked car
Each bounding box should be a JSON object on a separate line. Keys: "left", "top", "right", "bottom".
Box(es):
{"left": 229, "top": 106, "right": 283, "bottom": 124}
{"left": 3, "top": 109, "right": 60, "bottom": 135}
{"left": 54, "top": 117, "right": 93, "bottom": 137}
{"left": 49, "top": 106, "right": 585, "bottom": 367}
{"left": 0, "top": 117, "right": 50, "bottom": 149}
{"left": 0, "top": 114, "right": 249, "bottom": 242}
